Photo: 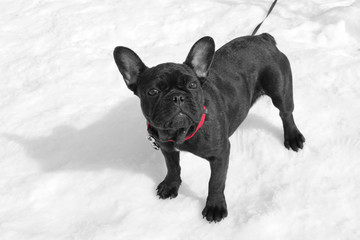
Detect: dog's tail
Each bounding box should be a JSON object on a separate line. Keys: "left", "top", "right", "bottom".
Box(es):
{"left": 251, "top": 0, "right": 278, "bottom": 36}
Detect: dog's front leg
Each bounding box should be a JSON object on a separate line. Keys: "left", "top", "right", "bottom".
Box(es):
{"left": 156, "top": 150, "right": 182, "bottom": 199}
{"left": 202, "top": 142, "right": 230, "bottom": 223}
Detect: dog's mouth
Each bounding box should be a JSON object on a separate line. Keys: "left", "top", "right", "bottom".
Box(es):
{"left": 174, "top": 125, "right": 196, "bottom": 141}
{"left": 156, "top": 124, "right": 196, "bottom": 144}
{"left": 151, "top": 112, "right": 196, "bottom": 144}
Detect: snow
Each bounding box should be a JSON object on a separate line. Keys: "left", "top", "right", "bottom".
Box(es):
{"left": 1, "top": 0, "right": 360, "bottom": 239}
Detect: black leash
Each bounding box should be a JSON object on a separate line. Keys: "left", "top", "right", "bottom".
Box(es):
{"left": 251, "top": 0, "right": 278, "bottom": 36}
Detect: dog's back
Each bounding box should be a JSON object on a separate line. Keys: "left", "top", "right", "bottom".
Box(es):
{"left": 206, "top": 33, "right": 287, "bottom": 136}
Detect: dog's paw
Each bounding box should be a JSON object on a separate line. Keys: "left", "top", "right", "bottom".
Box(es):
{"left": 156, "top": 180, "right": 181, "bottom": 199}
{"left": 284, "top": 130, "right": 305, "bottom": 152}
{"left": 202, "top": 199, "right": 228, "bottom": 223}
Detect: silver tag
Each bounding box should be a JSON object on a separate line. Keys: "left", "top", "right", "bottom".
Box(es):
{"left": 147, "top": 135, "right": 160, "bottom": 150}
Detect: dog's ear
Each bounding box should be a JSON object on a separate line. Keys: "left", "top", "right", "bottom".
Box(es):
{"left": 184, "top": 36, "right": 215, "bottom": 80}
{"left": 113, "top": 46, "right": 147, "bottom": 93}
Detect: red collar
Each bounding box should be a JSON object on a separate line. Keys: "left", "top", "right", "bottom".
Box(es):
{"left": 147, "top": 106, "right": 206, "bottom": 143}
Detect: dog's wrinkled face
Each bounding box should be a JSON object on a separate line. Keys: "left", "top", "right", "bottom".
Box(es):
{"left": 114, "top": 37, "right": 215, "bottom": 143}
{"left": 137, "top": 63, "right": 204, "bottom": 141}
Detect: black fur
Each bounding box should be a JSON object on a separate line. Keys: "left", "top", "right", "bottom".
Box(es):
{"left": 113, "top": 33, "right": 305, "bottom": 223}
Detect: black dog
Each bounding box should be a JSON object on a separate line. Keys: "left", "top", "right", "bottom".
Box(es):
{"left": 113, "top": 33, "right": 305, "bottom": 222}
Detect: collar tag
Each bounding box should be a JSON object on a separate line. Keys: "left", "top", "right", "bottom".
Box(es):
{"left": 147, "top": 135, "right": 160, "bottom": 150}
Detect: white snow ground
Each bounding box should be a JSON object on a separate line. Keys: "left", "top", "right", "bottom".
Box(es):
{"left": 1, "top": 0, "right": 360, "bottom": 239}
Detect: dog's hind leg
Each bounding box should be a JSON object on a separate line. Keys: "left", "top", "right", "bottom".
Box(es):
{"left": 260, "top": 54, "right": 305, "bottom": 151}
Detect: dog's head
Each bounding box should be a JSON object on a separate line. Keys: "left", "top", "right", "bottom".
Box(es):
{"left": 114, "top": 37, "right": 215, "bottom": 143}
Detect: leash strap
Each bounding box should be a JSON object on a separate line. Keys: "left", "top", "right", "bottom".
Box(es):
{"left": 252, "top": 0, "right": 278, "bottom": 36}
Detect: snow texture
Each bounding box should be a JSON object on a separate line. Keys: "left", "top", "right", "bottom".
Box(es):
{"left": 1, "top": 0, "right": 360, "bottom": 239}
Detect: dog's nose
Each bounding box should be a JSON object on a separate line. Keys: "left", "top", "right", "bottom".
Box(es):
{"left": 173, "top": 95, "right": 185, "bottom": 106}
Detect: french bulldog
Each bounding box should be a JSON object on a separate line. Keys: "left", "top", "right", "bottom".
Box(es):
{"left": 113, "top": 33, "right": 305, "bottom": 222}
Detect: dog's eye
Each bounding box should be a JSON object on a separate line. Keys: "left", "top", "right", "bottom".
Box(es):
{"left": 148, "top": 89, "right": 159, "bottom": 96}
{"left": 188, "top": 82, "right": 198, "bottom": 89}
